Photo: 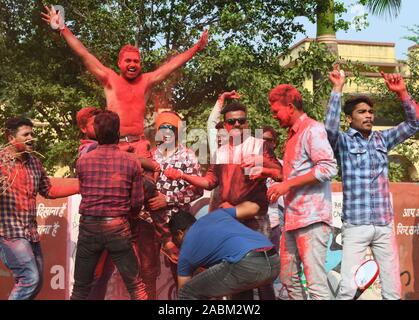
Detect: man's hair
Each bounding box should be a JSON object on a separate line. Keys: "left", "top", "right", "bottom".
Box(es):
{"left": 168, "top": 211, "right": 196, "bottom": 235}
{"left": 221, "top": 101, "right": 247, "bottom": 118}
{"left": 268, "top": 84, "right": 303, "bottom": 111}
{"left": 343, "top": 96, "right": 374, "bottom": 116}
{"left": 118, "top": 44, "right": 140, "bottom": 63}
{"left": 4, "top": 117, "right": 33, "bottom": 139}
{"left": 76, "top": 107, "right": 101, "bottom": 129}
{"left": 93, "top": 110, "right": 120, "bottom": 145}
{"left": 262, "top": 125, "right": 278, "bottom": 144}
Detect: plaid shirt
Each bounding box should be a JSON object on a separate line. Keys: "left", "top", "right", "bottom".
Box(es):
{"left": 152, "top": 144, "right": 203, "bottom": 217}
{"left": 76, "top": 144, "right": 143, "bottom": 217}
{"left": 0, "top": 150, "right": 51, "bottom": 242}
{"left": 282, "top": 114, "right": 337, "bottom": 231}
{"left": 325, "top": 91, "right": 419, "bottom": 225}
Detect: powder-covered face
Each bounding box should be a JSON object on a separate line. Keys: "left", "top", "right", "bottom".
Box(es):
{"left": 270, "top": 100, "right": 294, "bottom": 129}
{"left": 9, "top": 125, "right": 35, "bottom": 153}
{"left": 118, "top": 51, "right": 141, "bottom": 80}
{"left": 223, "top": 110, "right": 248, "bottom": 140}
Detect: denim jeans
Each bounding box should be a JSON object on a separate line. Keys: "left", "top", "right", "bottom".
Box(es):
{"left": 178, "top": 253, "right": 279, "bottom": 300}
{"left": 280, "top": 222, "right": 331, "bottom": 300}
{"left": 87, "top": 218, "right": 161, "bottom": 300}
{"left": 0, "top": 237, "right": 43, "bottom": 300}
{"left": 87, "top": 250, "right": 115, "bottom": 300}
{"left": 336, "top": 222, "right": 401, "bottom": 300}
{"left": 70, "top": 216, "right": 147, "bottom": 300}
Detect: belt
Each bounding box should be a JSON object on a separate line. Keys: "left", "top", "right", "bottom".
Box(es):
{"left": 80, "top": 215, "right": 126, "bottom": 221}
{"left": 119, "top": 135, "right": 146, "bottom": 143}
{"left": 245, "top": 247, "right": 277, "bottom": 258}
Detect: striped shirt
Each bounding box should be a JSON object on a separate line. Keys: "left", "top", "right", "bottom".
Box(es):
{"left": 325, "top": 91, "right": 418, "bottom": 225}
{"left": 0, "top": 150, "right": 51, "bottom": 242}
{"left": 76, "top": 144, "right": 143, "bottom": 217}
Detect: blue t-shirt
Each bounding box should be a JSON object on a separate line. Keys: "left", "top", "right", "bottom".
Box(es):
{"left": 177, "top": 208, "right": 273, "bottom": 276}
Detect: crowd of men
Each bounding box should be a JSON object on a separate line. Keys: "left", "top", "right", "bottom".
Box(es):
{"left": 0, "top": 5, "right": 418, "bottom": 300}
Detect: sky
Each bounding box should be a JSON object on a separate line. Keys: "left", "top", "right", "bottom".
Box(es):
{"left": 294, "top": 0, "right": 417, "bottom": 60}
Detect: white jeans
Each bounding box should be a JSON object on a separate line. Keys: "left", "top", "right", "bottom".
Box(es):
{"left": 280, "top": 222, "right": 331, "bottom": 300}
{"left": 336, "top": 222, "right": 401, "bottom": 300}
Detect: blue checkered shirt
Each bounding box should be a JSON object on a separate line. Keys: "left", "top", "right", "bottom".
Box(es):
{"left": 325, "top": 91, "right": 419, "bottom": 225}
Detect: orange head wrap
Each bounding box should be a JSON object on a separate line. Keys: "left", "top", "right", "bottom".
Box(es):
{"left": 155, "top": 111, "right": 182, "bottom": 131}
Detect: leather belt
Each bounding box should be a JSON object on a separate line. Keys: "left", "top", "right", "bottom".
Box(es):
{"left": 245, "top": 247, "right": 277, "bottom": 258}
{"left": 119, "top": 135, "right": 146, "bottom": 143}
{"left": 81, "top": 215, "right": 126, "bottom": 221}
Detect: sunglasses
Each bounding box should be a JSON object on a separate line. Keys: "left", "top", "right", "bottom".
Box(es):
{"left": 159, "top": 124, "right": 177, "bottom": 131}
{"left": 225, "top": 118, "right": 247, "bottom": 125}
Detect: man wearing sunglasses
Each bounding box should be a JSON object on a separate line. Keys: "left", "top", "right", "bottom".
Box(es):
{"left": 165, "top": 101, "right": 281, "bottom": 300}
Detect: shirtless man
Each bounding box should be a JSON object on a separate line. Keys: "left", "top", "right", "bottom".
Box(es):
{"left": 42, "top": 5, "right": 208, "bottom": 158}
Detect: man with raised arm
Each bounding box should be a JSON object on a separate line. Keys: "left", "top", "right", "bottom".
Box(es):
{"left": 325, "top": 65, "right": 419, "bottom": 300}
{"left": 42, "top": 5, "right": 208, "bottom": 159}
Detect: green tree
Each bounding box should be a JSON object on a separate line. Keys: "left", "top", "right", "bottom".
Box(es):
{"left": 0, "top": 0, "right": 320, "bottom": 174}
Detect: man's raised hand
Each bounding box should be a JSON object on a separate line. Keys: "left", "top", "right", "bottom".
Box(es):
{"left": 196, "top": 30, "right": 208, "bottom": 51}
{"left": 221, "top": 90, "right": 240, "bottom": 100}
{"left": 380, "top": 71, "right": 408, "bottom": 99}
{"left": 41, "top": 5, "right": 65, "bottom": 31}
{"left": 329, "top": 64, "right": 345, "bottom": 93}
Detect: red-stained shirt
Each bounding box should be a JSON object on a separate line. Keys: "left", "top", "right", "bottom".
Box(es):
{"left": 206, "top": 136, "right": 279, "bottom": 214}
{"left": 76, "top": 144, "right": 143, "bottom": 217}
{"left": 0, "top": 150, "right": 51, "bottom": 242}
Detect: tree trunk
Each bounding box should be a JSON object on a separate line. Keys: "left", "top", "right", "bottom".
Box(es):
{"left": 314, "top": 0, "right": 338, "bottom": 95}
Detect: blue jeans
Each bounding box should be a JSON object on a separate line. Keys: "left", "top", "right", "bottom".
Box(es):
{"left": 71, "top": 216, "right": 147, "bottom": 300}
{"left": 178, "top": 252, "right": 279, "bottom": 300}
{"left": 0, "top": 237, "right": 43, "bottom": 300}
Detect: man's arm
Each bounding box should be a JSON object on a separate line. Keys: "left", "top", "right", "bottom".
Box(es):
{"left": 177, "top": 276, "right": 192, "bottom": 290}
{"left": 48, "top": 179, "right": 80, "bottom": 198}
{"left": 267, "top": 124, "right": 337, "bottom": 203}
{"left": 235, "top": 201, "right": 261, "bottom": 220}
{"left": 42, "top": 5, "right": 110, "bottom": 85}
{"left": 147, "top": 30, "right": 208, "bottom": 87}
{"left": 164, "top": 164, "right": 218, "bottom": 190}
{"left": 325, "top": 64, "right": 345, "bottom": 152}
{"left": 207, "top": 91, "right": 239, "bottom": 157}
{"left": 379, "top": 72, "right": 419, "bottom": 150}
{"left": 44, "top": 178, "right": 79, "bottom": 199}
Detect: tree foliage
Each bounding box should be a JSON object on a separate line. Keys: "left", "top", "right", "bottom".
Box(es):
{"left": 0, "top": 0, "right": 416, "bottom": 182}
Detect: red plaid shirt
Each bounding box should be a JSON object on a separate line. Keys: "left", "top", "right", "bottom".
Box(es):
{"left": 76, "top": 144, "right": 143, "bottom": 217}
{"left": 0, "top": 150, "right": 51, "bottom": 242}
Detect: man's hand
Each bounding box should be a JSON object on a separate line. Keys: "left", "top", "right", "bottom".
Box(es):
{"left": 220, "top": 90, "right": 240, "bottom": 100}
{"left": 196, "top": 30, "right": 208, "bottom": 51}
{"left": 380, "top": 71, "right": 409, "bottom": 100}
{"left": 164, "top": 167, "right": 183, "bottom": 180}
{"left": 329, "top": 64, "right": 345, "bottom": 93}
{"left": 267, "top": 182, "right": 290, "bottom": 202}
{"left": 249, "top": 167, "right": 281, "bottom": 181}
{"left": 241, "top": 154, "right": 264, "bottom": 169}
{"left": 219, "top": 201, "right": 233, "bottom": 208}
{"left": 148, "top": 192, "right": 168, "bottom": 211}
{"left": 41, "top": 5, "right": 65, "bottom": 31}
